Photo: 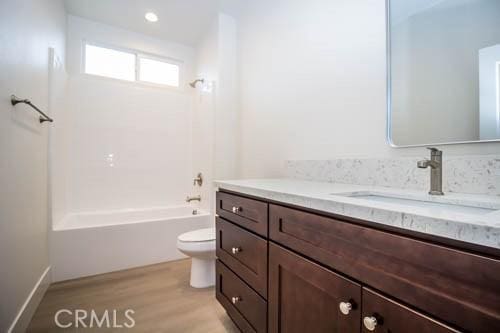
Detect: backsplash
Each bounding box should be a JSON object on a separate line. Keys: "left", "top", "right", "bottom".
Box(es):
{"left": 285, "top": 155, "right": 500, "bottom": 196}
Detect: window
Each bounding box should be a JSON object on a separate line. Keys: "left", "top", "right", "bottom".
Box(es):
{"left": 83, "top": 42, "right": 181, "bottom": 88}
{"left": 84, "top": 44, "right": 135, "bottom": 81}
{"left": 139, "top": 57, "right": 180, "bottom": 87}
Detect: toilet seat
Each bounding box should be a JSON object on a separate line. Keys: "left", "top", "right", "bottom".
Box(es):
{"left": 178, "top": 228, "right": 215, "bottom": 243}
{"left": 177, "top": 227, "right": 216, "bottom": 259}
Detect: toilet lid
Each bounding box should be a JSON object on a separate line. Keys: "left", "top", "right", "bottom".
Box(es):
{"left": 178, "top": 228, "right": 215, "bottom": 242}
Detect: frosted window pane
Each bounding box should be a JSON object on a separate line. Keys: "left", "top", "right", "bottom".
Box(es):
{"left": 85, "top": 44, "right": 135, "bottom": 81}
{"left": 139, "top": 57, "right": 180, "bottom": 87}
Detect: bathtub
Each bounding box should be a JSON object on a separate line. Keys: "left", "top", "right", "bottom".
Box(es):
{"left": 50, "top": 206, "right": 212, "bottom": 282}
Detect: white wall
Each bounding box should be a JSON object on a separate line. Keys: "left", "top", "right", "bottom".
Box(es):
{"left": 61, "top": 16, "right": 196, "bottom": 215}
{"left": 48, "top": 48, "right": 70, "bottom": 229}
{"left": 0, "top": 0, "right": 66, "bottom": 331}
{"left": 214, "top": 13, "right": 239, "bottom": 181}
{"left": 193, "top": 13, "right": 239, "bottom": 211}
{"left": 192, "top": 19, "right": 218, "bottom": 212}
{"left": 237, "top": 0, "right": 500, "bottom": 179}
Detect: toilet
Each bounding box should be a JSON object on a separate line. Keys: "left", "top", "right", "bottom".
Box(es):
{"left": 177, "top": 227, "right": 216, "bottom": 288}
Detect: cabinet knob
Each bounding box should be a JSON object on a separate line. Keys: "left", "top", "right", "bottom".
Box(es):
{"left": 363, "top": 316, "right": 378, "bottom": 331}
{"left": 231, "top": 296, "right": 241, "bottom": 304}
{"left": 339, "top": 301, "right": 352, "bottom": 315}
{"left": 231, "top": 206, "right": 241, "bottom": 213}
{"left": 231, "top": 247, "right": 242, "bottom": 254}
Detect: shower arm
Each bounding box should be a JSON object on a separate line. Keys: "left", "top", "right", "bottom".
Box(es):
{"left": 11, "top": 95, "right": 54, "bottom": 123}
{"left": 189, "top": 78, "right": 205, "bottom": 88}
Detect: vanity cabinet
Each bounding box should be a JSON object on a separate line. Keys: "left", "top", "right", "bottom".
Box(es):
{"left": 269, "top": 204, "right": 500, "bottom": 332}
{"left": 216, "top": 192, "right": 269, "bottom": 332}
{"left": 215, "top": 190, "right": 500, "bottom": 333}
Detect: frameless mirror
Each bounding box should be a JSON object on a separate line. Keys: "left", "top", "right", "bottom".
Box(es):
{"left": 387, "top": 0, "right": 500, "bottom": 146}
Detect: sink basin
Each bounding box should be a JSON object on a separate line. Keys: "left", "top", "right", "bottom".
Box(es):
{"left": 334, "top": 191, "right": 498, "bottom": 216}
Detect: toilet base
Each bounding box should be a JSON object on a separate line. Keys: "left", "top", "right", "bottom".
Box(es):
{"left": 190, "top": 257, "right": 215, "bottom": 288}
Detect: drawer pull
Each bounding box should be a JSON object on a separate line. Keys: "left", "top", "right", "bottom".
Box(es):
{"left": 339, "top": 301, "right": 352, "bottom": 315}
{"left": 231, "top": 296, "right": 241, "bottom": 304}
{"left": 232, "top": 206, "right": 242, "bottom": 213}
{"left": 363, "top": 316, "right": 378, "bottom": 331}
{"left": 231, "top": 247, "right": 242, "bottom": 254}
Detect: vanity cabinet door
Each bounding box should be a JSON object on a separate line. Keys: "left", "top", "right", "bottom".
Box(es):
{"left": 268, "top": 243, "right": 361, "bottom": 333}
{"left": 361, "top": 288, "right": 460, "bottom": 333}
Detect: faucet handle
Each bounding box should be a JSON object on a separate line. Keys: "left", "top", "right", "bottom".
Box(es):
{"left": 193, "top": 172, "right": 203, "bottom": 186}
{"left": 426, "top": 147, "right": 442, "bottom": 156}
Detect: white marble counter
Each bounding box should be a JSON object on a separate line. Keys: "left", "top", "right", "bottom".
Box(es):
{"left": 215, "top": 179, "right": 500, "bottom": 250}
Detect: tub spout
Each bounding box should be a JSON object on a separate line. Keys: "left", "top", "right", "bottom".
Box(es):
{"left": 186, "top": 195, "right": 201, "bottom": 203}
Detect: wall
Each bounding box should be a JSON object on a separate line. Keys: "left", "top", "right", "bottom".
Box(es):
{"left": 192, "top": 19, "right": 218, "bottom": 211}
{"left": 237, "top": 0, "right": 500, "bottom": 179}
{"left": 214, "top": 13, "right": 239, "bottom": 181}
{"left": 62, "top": 16, "right": 196, "bottom": 215}
{"left": 193, "top": 13, "right": 239, "bottom": 211}
{"left": 0, "top": 0, "right": 66, "bottom": 331}
{"left": 391, "top": 0, "right": 500, "bottom": 145}
{"left": 48, "top": 48, "right": 70, "bottom": 230}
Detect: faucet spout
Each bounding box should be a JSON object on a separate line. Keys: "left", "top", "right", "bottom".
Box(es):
{"left": 417, "top": 159, "right": 439, "bottom": 169}
{"left": 186, "top": 195, "right": 201, "bottom": 203}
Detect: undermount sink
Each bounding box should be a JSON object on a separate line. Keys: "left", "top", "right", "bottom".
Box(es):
{"left": 333, "top": 191, "right": 499, "bottom": 216}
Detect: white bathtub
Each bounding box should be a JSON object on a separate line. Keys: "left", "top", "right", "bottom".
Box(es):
{"left": 50, "top": 206, "right": 212, "bottom": 282}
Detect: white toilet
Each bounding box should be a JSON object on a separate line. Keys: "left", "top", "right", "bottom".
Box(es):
{"left": 177, "top": 227, "right": 216, "bottom": 288}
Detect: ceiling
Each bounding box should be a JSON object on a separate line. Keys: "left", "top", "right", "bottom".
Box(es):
{"left": 64, "top": 0, "right": 239, "bottom": 46}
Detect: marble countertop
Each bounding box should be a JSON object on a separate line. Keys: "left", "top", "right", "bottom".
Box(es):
{"left": 215, "top": 178, "right": 500, "bottom": 250}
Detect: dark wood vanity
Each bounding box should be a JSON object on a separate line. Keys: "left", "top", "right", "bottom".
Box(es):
{"left": 215, "top": 190, "right": 500, "bottom": 333}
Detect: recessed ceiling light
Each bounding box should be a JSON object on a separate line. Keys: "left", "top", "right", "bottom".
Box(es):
{"left": 145, "top": 12, "right": 158, "bottom": 22}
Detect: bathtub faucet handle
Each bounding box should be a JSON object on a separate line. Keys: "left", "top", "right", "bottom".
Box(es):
{"left": 193, "top": 173, "right": 203, "bottom": 187}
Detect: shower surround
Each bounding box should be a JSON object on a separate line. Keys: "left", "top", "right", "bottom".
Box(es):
{"left": 59, "top": 16, "right": 198, "bottom": 215}
{"left": 49, "top": 16, "right": 212, "bottom": 280}
{"left": 48, "top": 13, "right": 238, "bottom": 281}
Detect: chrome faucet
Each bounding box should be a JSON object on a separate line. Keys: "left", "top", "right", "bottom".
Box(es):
{"left": 417, "top": 148, "right": 444, "bottom": 195}
{"left": 186, "top": 195, "right": 201, "bottom": 203}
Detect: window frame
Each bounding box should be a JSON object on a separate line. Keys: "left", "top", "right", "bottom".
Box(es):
{"left": 81, "top": 40, "right": 184, "bottom": 90}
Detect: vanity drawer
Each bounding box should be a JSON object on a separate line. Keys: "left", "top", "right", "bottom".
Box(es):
{"left": 216, "top": 191, "right": 268, "bottom": 237}
{"left": 216, "top": 217, "right": 268, "bottom": 297}
{"left": 269, "top": 204, "right": 500, "bottom": 333}
{"left": 361, "top": 288, "right": 460, "bottom": 333}
{"left": 216, "top": 260, "right": 267, "bottom": 333}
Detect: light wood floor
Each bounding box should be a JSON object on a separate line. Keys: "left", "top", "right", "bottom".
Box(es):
{"left": 27, "top": 259, "right": 238, "bottom": 332}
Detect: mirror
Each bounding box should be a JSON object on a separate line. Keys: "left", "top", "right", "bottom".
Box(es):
{"left": 387, "top": 0, "right": 500, "bottom": 146}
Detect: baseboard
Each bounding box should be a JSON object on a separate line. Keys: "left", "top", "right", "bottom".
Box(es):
{"left": 8, "top": 266, "right": 51, "bottom": 333}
